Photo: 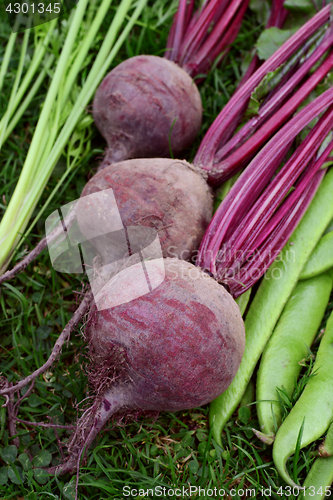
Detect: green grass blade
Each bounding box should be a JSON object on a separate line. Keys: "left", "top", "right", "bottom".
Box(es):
{"left": 0, "top": 27, "right": 31, "bottom": 149}
{"left": 2, "top": 54, "right": 55, "bottom": 143}
{"left": 0, "top": 31, "right": 17, "bottom": 94}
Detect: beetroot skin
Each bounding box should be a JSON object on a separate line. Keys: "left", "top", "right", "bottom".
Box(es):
{"left": 93, "top": 55, "right": 202, "bottom": 165}
{"left": 88, "top": 258, "right": 245, "bottom": 411}
{"left": 54, "top": 259, "right": 245, "bottom": 476}
{"left": 76, "top": 158, "right": 213, "bottom": 261}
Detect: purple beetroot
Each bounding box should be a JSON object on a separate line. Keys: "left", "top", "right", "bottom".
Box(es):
{"left": 93, "top": 56, "right": 203, "bottom": 164}
{"left": 76, "top": 158, "right": 213, "bottom": 261}
{"left": 52, "top": 258, "right": 245, "bottom": 476}
{"left": 93, "top": 0, "right": 251, "bottom": 167}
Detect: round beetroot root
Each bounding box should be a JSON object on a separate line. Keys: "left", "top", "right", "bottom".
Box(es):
{"left": 93, "top": 55, "right": 202, "bottom": 165}
{"left": 53, "top": 259, "right": 245, "bottom": 477}
{"left": 76, "top": 158, "right": 213, "bottom": 261}
{"left": 87, "top": 258, "right": 246, "bottom": 412}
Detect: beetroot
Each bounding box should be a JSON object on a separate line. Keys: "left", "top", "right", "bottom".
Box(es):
{"left": 76, "top": 158, "right": 213, "bottom": 261}
{"left": 53, "top": 258, "right": 245, "bottom": 475}
{"left": 92, "top": 0, "right": 252, "bottom": 168}
{"left": 93, "top": 56, "right": 202, "bottom": 164}
{"left": 92, "top": 0, "right": 288, "bottom": 169}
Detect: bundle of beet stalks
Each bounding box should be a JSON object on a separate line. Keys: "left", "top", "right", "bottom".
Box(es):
{"left": 1, "top": 1, "right": 333, "bottom": 495}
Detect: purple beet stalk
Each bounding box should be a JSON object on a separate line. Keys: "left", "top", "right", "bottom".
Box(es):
{"left": 218, "top": 104, "right": 333, "bottom": 272}
{"left": 194, "top": 3, "right": 332, "bottom": 171}
{"left": 208, "top": 41, "right": 333, "bottom": 184}
{"left": 165, "top": 0, "right": 251, "bottom": 77}
{"left": 229, "top": 169, "right": 326, "bottom": 297}
{"left": 197, "top": 88, "right": 333, "bottom": 297}
{"left": 211, "top": 30, "right": 333, "bottom": 173}
{"left": 219, "top": 113, "right": 333, "bottom": 294}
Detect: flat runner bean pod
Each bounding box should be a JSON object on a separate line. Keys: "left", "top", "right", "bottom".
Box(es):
{"left": 256, "top": 270, "right": 333, "bottom": 439}
{"left": 273, "top": 310, "right": 333, "bottom": 487}
{"left": 324, "top": 216, "right": 333, "bottom": 235}
{"left": 302, "top": 452, "right": 333, "bottom": 497}
{"left": 318, "top": 421, "right": 333, "bottom": 458}
{"left": 235, "top": 288, "right": 252, "bottom": 317}
{"left": 300, "top": 422, "right": 333, "bottom": 499}
{"left": 209, "top": 168, "right": 333, "bottom": 447}
{"left": 299, "top": 231, "right": 333, "bottom": 279}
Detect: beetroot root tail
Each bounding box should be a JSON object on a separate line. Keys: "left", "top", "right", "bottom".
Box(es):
{"left": 0, "top": 207, "right": 77, "bottom": 285}
{"left": 0, "top": 289, "right": 93, "bottom": 398}
{"left": 48, "top": 384, "right": 131, "bottom": 477}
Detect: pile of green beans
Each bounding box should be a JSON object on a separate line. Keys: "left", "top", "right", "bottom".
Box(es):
{"left": 209, "top": 168, "right": 333, "bottom": 492}
{"left": 253, "top": 216, "right": 333, "bottom": 492}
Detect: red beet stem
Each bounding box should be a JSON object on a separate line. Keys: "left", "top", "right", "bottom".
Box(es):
{"left": 165, "top": 0, "right": 250, "bottom": 78}
{"left": 196, "top": 87, "right": 333, "bottom": 277}
{"left": 175, "top": 0, "right": 229, "bottom": 64}
{"left": 212, "top": 31, "right": 333, "bottom": 171}
{"left": 269, "top": 0, "right": 289, "bottom": 29}
{"left": 182, "top": 0, "right": 250, "bottom": 77}
{"left": 246, "top": 137, "right": 333, "bottom": 255}
{"left": 194, "top": 4, "right": 331, "bottom": 169}
{"left": 208, "top": 43, "right": 333, "bottom": 185}
{"left": 165, "top": 0, "right": 194, "bottom": 63}
{"left": 216, "top": 106, "right": 333, "bottom": 281}
{"left": 229, "top": 171, "right": 326, "bottom": 297}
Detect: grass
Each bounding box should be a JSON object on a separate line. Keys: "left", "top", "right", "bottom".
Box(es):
{"left": 0, "top": 1, "right": 333, "bottom": 499}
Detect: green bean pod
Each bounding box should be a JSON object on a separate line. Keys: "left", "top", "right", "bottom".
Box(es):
{"left": 318, "top": 421, "right": 333, "bottom": 458}
{"left": 300, "top": 422, "right": 333, "bottom": 500}
{"left": 209, "top": 168, "right": 333, "bottom": 446}
{"left": 235, "top": 288, "right": 252, "bottom": 317}
{"left": 256, "top": 271, "right": 333, "bottom": 439}
{"left": 273, "top": 310, "right": 333, "bottom": 487}
{"left": 300, "top": 231, "right": 333, "bottom": 279}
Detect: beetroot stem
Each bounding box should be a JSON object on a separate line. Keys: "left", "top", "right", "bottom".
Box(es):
{"left": 167, "top": 0, "right": 249, "bottom": 78}
{"left": 178, "top": 0, "right": 227, "bottom": 65}
{"left": 196, "top": 87, "right": 333, "bottom": 273}
{"left": 217, "top": 105, "right": 333, "bottom": 276}
{"left": 212, "top": 31, "right": 333, "bottom": 170}
{"left": 164, "top": 0, "right": 189, "bottom": 62}
{"left": 194, "top": 4, "right": 331, "bottom": 169}
{"left": 246, "top": 136, "right": 333, "bottom": 255}
{"left": 185, "top": 0, "right": 250, "bottom": 78}
{"left": 230, "top": 171, "right": 326, "bottom": 297}
{"left": 209, "top": 45, "right": 333, "bottom": 184}
{"left": 183, "top": 0, "right": 249, "bottom": 76}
